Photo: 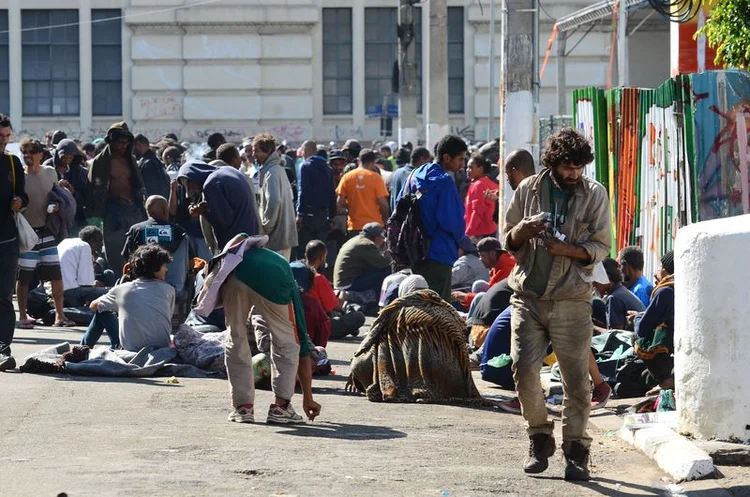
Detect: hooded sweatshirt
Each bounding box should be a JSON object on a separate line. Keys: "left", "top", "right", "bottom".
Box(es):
{"left": 259, "top": 152, "right": 298, "bottom": 251}
{"left": 177, "top": 161, "right": 260, "bottom": 250}
{"left": 87, "top": 122, "right": 146, "bottom": 220}
{"left": 407, "top": 161, "right": 466, "bottom": 266}
{"left": 297, "top": 154, "right": 336, "bottom": 219}
{"left": 44, "top": 138, "right": 88, "bottom": 226}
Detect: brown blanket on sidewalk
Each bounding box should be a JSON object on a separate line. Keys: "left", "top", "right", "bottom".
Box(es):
{"left": 347, "top": 289, "right": 481, "bottom": 403}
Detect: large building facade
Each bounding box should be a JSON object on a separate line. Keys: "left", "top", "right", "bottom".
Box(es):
{"left": 0, "top": 0, "right": 669, "bottom": 144}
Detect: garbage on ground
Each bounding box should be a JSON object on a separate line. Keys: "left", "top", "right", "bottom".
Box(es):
{"left": 622, "top": 411, "right": 679, "bottom": 430}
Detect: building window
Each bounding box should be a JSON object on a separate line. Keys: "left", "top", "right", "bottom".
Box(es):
{"left": 92, "top": 9, "right": 122, "bottom": 116}
{"left": 416, "top": 8, "right": 463, "bottom": 114}
{"left": 448, "top": 7, "right": 465, "bottom": 114}
{"left": 21, "top": 10, "right": 79, "bottom": 116}
{"left": 0, "top": 11, "right": 9, "bottom": 114}
{"left": 364, "top": 7, "right": 397, "bottom": 111}
{"left": 322, "top": 8, "right": 352, "bottom": 115}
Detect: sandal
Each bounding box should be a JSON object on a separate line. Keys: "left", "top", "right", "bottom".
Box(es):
{"left": 53, "top": 318, "right": 76, "bottom": 328}
{"left": 18, "top": 319, "right": 36, "bottom": 329}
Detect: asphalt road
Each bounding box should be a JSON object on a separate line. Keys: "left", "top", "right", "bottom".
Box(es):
{"left": 1, "top": 324, "right": 744, "bottom": 497}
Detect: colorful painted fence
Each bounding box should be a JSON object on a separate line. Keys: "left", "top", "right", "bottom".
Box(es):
{"left": 573, "top": 70, "right": 750, "bottom": 277}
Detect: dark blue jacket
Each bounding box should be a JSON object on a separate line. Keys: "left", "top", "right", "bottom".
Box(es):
{"left": 177, "top": 162, "right": 260, "bottom": 249}
{"left": 407, "top": 162, "right": 465, "bottom": 266}
{"left": 297, "top": 155, "right": 336, "bottom": 219}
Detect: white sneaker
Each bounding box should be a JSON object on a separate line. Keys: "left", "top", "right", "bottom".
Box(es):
{"left": 266, "top": 403, "right": 304, "bottom": 424}
{"left": 228, "top": 404, "right": 255, "bottom": 423}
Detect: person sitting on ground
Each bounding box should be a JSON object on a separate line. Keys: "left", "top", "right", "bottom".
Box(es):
{"left": 592, "top": 257, "right": 645, "bottom": 331}
{"left": 347, "top": 288, "right": 481, "bottom": 403}
{"left": 305, "top": 240, "right": 365, "bottom": 339}
{"left": 333, "top": 222, "right": 391, "bottom": 297}
{"left": 290, "top": 261, "right": 331, "bottom": 348}
{"left": 218, "top": 235, "right": 321, "bottom": 424}
{"left": 82, "top": 245, "right": 175, "bottom": 351}
{"left": 58, "top": 226, "right": 110, "bottom": 309}
{"left": 451, "top": 236, "right": 490, "bottom": 291}
{"left": 16, "top": 138, "right": 73, "bottom": 329}
{"left": 632, "top": 250, "right": 675, "bottom": 396}
{"left": 618, "top": 246, "right": 654, "bottom": 307}
{"left": 451, "top": 237, "right": 515, "bottom": 311}
{"left": 121, "top": 195, "right": 187, "bottom": 264}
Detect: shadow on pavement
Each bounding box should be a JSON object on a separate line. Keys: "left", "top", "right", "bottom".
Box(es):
{"left": 52, "top": 376, "right": 186, "bottom": 387}
{"left": 275, "top": 421, "right": 407, "bottom": 441}
{"left": 12, "top": 337, "right": 82, "bottom": 346}
{"left": 531, "top": 475, "right": 662, "bottom": 496}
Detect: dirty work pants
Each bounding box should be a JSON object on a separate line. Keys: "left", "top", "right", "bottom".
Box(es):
{"left": 221, "top": 275, "right": 300, "bottom": 408}
{"left": 510, "top": 294, "right": 593, "bottom": 449}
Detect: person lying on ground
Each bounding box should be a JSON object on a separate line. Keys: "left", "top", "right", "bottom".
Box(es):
{"left": 82, "top": 245, "right": 175, "bottom": 351}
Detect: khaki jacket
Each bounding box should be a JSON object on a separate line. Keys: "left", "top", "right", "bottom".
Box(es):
{"left": 503, "top": 169, "right": 611, "bottom": 301}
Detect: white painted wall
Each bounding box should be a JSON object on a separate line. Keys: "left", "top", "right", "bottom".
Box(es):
{"left": 1, "top": 0, "right": 669, "bottom": 145}
{"left": 675, "top": 215, "right": 750, "bottom": 442}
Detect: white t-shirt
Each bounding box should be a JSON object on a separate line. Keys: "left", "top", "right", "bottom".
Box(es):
{"left": 58, "top": 238, "right": 96, "bottom": 291}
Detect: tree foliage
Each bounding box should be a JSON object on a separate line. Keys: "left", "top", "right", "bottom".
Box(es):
{"left": 697, "top": 0, "right": 750, "bottom": 69}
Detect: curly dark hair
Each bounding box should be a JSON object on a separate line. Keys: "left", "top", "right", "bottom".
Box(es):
{"left": 129, "top": 245, "right": 172, "bottom": 280}
{"left": 541, "top": 128, "right": 593, "bottom": 169}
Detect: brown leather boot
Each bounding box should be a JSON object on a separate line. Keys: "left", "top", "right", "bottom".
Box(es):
{"left": 523, "top": 433, "right": 556, "bottom": 474}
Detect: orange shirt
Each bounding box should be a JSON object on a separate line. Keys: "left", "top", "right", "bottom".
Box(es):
{"left": 336, "top": 167, "right": 389, "bottom": 231}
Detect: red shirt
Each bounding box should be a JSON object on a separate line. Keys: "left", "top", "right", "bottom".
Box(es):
{"left": 464, "top": 175, "right": 498, "bottom": 237}
{"left": 301, "top": 293, "right": 331, "bottom": 348}
{"left": 309, "top": 272, "right": 339, "bottom": 313}
{"left": 461, "top": 252, "right": 516, "bottom": 308}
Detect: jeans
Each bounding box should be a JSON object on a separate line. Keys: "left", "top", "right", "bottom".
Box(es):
{"left": 348, "top": 267, "right": 391, "bottom": 293}
{"left": 80, "top": 311, "right": 120, "bottom": 349}
{"left": 510, "top": 294, "right": 593, "bottom": 449}
{"left": 0, "top": 241, "right": 19, "bottom": 356}
{"left": 64, "top": 286, "right": 108, "bottom": 307}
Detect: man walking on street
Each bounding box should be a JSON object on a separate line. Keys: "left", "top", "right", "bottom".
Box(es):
{"left": 503, "top": 128, "right": 610, "bottom": 480}
{"left": 0, "top": 115, "right": 28, "bottom": 371}
{"left": 296, "top": 140, "right": 336, "bottom": 260}
{"left": 253, "top": 133, "right": 298, "bottom": 259}
{"left": 406, "top": 135, "right": 468, "bottom": 301}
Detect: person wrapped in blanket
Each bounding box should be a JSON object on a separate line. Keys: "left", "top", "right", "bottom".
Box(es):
{"left": 631, "top": 251, "right": 675, "bottom": 396}
{"left": 219, "top": 235, "right": 321, "bottom": 425}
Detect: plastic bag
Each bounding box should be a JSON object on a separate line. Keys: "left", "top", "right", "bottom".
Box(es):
{"left": 15, "top": 212, "right": 38, "bottom": 252}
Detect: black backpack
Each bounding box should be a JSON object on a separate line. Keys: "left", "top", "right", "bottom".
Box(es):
{"left": 386, "top": 172, "right": 430, "bottom": 269}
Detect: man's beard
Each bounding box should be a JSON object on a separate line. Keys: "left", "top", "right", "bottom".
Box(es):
{"left": 551, "top": 168, "right": 581, "bottom": 192}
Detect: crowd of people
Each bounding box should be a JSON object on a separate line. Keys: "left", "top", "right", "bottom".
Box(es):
{"left": 0, "top": 113, "right": 677, "bottom": 481}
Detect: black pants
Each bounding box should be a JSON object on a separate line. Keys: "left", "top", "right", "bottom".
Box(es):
{"left": 414, "top": 259, "right": 452, "bottom": 302}
{"left": 0, "top": 241, "right": 19, "bottom": 356}
{"left": 103, "top": 202, "right": 146, "bottom": 276}
{"left": 330, "top": 310, "right": 366, "bottom": 339}
{"left": 295, "top": 207, "right": 329, "bottom": 261}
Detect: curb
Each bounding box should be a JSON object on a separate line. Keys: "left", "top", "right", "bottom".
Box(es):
{"left": 619, "top": 424, "right": 715, "bottom": 481}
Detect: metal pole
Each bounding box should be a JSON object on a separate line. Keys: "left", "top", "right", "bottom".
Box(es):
{"left": 398, "top": 0, "right": 418, "bottom": 146}
{"left": 488, "top": 0, "right": 497, "bottom": 141}
{"left": 618, "top": 0, "right": 628, "bottom": 86}
{"left": 557, "top": 31, "right": 567, "bottom": 115}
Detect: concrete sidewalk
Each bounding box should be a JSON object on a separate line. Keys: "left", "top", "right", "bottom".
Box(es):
{"left": 0, "top": 324, "right": 743, "bottom": 496}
